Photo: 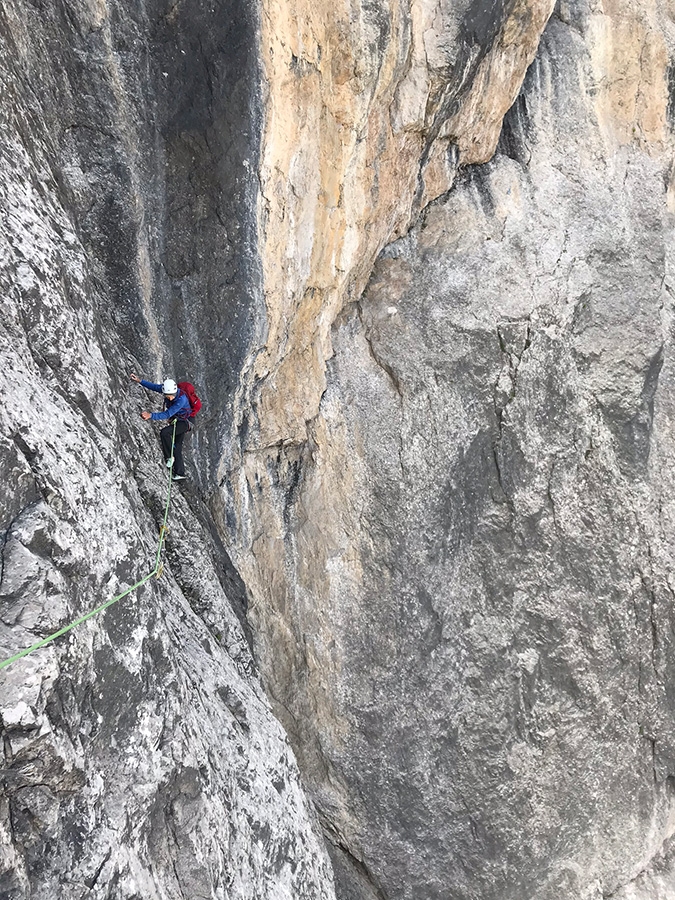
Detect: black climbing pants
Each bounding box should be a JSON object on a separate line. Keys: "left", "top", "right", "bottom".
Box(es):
{"left": 160, "top": 419, "right": 190, "bottom": 476}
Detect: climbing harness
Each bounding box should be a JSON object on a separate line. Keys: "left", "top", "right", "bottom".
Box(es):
{"left": 0, "top": 422, "right": 177, "bottom": 672}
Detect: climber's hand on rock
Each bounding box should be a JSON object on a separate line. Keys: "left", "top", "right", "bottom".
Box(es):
{"left": 130, "top": 372, "right": 141, "bottom": 383}
{"left": 141, "top": 411, "right": 151, "bottom": 420}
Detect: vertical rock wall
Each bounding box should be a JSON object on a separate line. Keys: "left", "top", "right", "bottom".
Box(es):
{"left": 3, "top": 0, "right": 675, "bottom": 898}
{"left": 240, "top": 0, "right": 556, "bottom": 448}
{"left": 234, "top": 0, "right": 675, "bottom": 898}
{"left": 0, "top": 2, "right": 335, "bottom": 897}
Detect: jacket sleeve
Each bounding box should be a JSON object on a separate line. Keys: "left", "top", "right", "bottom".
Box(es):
{"left": 140, "top": 379, "right": 163, "bottom": 393}
{"left": 151, "top": 394, "right": 190, "bottom": 421}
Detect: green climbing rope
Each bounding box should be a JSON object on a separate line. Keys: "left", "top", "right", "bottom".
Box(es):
{"left": 0, "top": 421, "right": 177, "bottom": 672}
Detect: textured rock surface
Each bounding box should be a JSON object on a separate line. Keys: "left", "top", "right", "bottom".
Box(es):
{"left": 4, "top": 0, "right": 675, "bottom": 899}
{"left": 237, "top": 0, "right": 675, "bottom": 898}
{"left": 0, "top": 2, "right": 334, "bottom": 898}
{"left": 244, "top": 0, "right": 555, "bottom": 446}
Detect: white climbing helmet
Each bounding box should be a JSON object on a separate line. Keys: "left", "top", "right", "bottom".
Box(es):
{"left": 162, "top": 378, "right": 178, "bottom": 395}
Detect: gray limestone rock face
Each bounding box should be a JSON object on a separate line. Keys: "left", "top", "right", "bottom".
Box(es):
{"left": 0, "top": 2, "right": 334, "bottom": 898}
{"left": 244, "top": 2, "right": 675, "bottom": 899}
{"left": 3, "top": 0, "right": 675, "bottom": 898}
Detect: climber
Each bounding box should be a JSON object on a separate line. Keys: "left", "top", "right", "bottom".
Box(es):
{"left": 130, "top": 373, "right": 190, "bottom": 481}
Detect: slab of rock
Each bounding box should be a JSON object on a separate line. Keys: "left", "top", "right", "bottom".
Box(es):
{"left": 241, "top": 1, "right": 675, "bottom": 897}
{"left": 246, "top": 0, "right": 556, "bottom": 447}
{"left": 0, "top": 2, "right": 335, "bottom": 897}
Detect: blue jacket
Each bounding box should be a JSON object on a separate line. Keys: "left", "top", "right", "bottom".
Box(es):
{"left": 141, "top": 380, "right": 191, "bottom": 421}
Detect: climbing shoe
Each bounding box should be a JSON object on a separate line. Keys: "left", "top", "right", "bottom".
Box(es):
{"left": 166, "top": 457, "right": 174, "bottom": 468}
{"left": 173, "top": 474, "right": 187, "bottom": 482}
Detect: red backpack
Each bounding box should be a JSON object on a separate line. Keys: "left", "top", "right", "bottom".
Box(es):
{"left": 177, "top": 381, "right": 202, "bottom": 418}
